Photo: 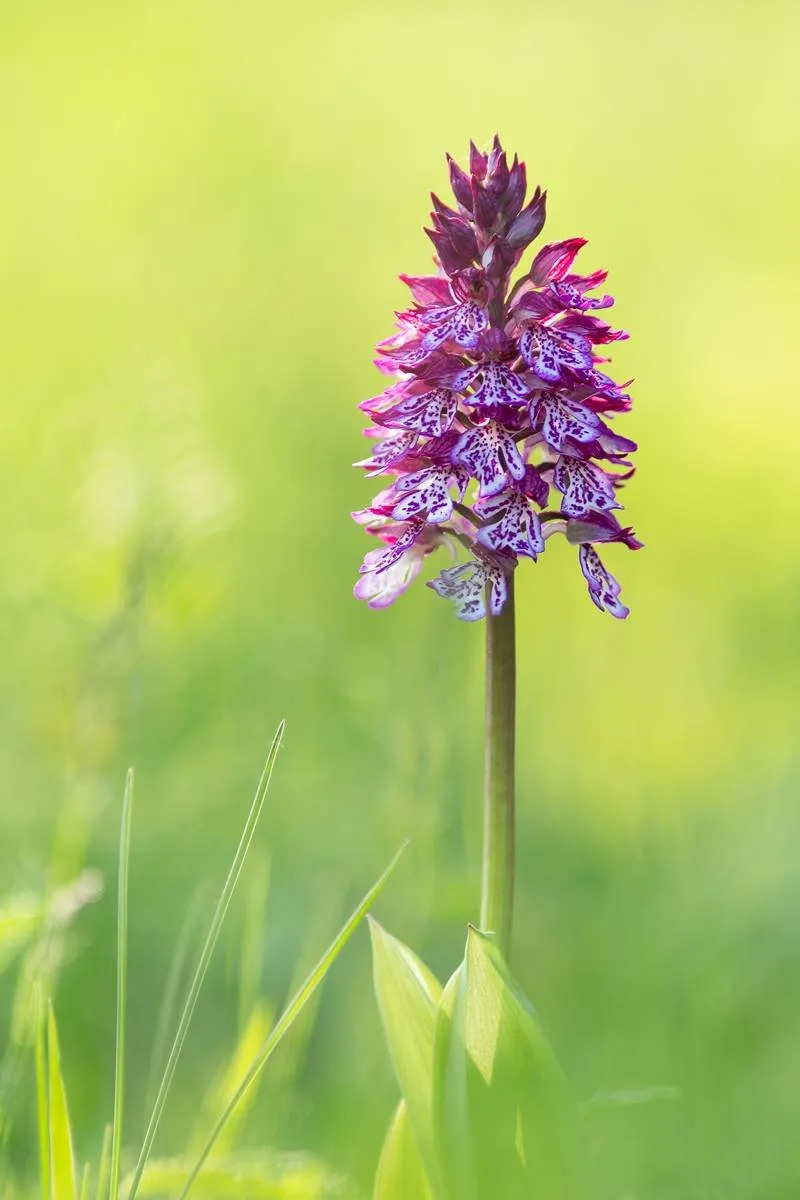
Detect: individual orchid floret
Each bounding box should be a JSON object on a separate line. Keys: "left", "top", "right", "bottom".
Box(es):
{"left": 579, "top": 544, "right": 629, "bottom": 619}
{"left": 353, "top": 136, "right": 641, "bottom": 621}
{"left": 426, "top": 554, "right": 512, "bottom": 622}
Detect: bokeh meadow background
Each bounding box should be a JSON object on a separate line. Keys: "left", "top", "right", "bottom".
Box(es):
{"left": 1, "top": 0, "right": 799, "bottom": 1195}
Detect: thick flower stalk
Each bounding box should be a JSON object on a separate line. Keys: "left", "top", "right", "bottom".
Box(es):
{"left": 353, "top": 136, "right": 641, "bottom": 622}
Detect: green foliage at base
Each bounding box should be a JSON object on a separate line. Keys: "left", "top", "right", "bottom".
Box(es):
{"left": 371, "top": 923, "right": 579, "bottom": 1199}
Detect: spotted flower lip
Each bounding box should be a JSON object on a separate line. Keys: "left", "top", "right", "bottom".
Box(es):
{"left": 353, "top": 135, "right": 641, "bottom": 621}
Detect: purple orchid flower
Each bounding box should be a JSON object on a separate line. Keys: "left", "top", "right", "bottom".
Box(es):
{"left": 353, "top": 136, "right": 641, "bottom": 621}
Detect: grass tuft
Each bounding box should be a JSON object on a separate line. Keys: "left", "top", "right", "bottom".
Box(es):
{"left": 175, "top": 839, "right": 408, "bottom": 1200}
{"left": 126, "top": 722, "right": 286, "bottom": 1200}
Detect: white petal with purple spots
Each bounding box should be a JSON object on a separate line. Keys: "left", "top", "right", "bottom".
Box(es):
{"left": 364, "top": 518, "right": 427, "bottom": 573}
{"left": 420, "top": 303, "right": 489, "bottom": 352}
{"left": 476, "top": 490, "right": 544, "bottom": 559}
{"left": 553, "top": 455, "right": 620, "bottom": 516}
{"left": 391, "top": 466, "right": 467, "bottom": 524}
{"left": 535, "top": 393, "right": 602, "bottom": 450}
{"left": 519, "top": 325, "right": 594, "bottom": 383}
{"left": 452, "top": 422, "right": 526, "bottom": 498}
{"left": 354, "top": 544, "right": 427, "bottom": 609}
{"left": 427, "top": 558, "right": 509, "bottom": 622}
{"left": 464, "top": 362, "right": 530, "bottom": 411}
{"left": 579, "top": 544, "right": 629, "bottom": 619}
{"left": 355, "top": 430, "right": 417, "bottom": 475}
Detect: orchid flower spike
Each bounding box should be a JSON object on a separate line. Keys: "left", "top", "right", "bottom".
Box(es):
{"left": 353, "top": 136, "right": 642, "bottom": 621}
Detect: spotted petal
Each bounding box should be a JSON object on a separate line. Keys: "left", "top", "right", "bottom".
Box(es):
{"left": 426, "top": 558, "right": 509, "bottom": 622}
{"left": 354, "top": 543, "right": 428, "bottom": 609}
{"left": 391, "top": 466, "right": 466, "bottom": 524}
{"left": 553, "top": 455, "right": 621, "bottom": 516}
{"left": 534, "top": 393, "right": 601, "bottom": 450}
{"left": 579, "top": 544, "right": 629, "bottom": 619}
{"left": 371, "top": 387, "right": 459, "bottom": 437}
{"left": 354, "top": 430, "right": 417, "bottom": 475}
{"left": 408, "top": 389, "right": 460, "bottom": 437}
{"left": 452, "top": 422, "right": 526, "bottom": 498}
{"left": 420, "top": 302, "right": 489, "bottom": 352}
{"left": 476, "top": 490, "right": 544, "bottom": 559}
{"left": 362, "top": 518, "right": 427, "bottom": 574}
{"left": 519, "top": 325, "right": 594, "bottom": 383}
{"left": 550, "top": 270, "right": 614, "bottom": 311}
{"left": 463, "top": 362, "right": 530, "bottom": 412}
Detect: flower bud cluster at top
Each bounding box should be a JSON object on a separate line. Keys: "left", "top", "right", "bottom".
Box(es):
{"left": 353, "top": 136, "right": 642, "bottom": 622}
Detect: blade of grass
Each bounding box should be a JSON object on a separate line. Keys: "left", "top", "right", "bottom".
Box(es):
{"left": 94, "top": 1126, "right": 111, "bottom": 1200}
{"left": 126, "top": 722, "right": 286, "bottom": 1200}
{"left": 176, "top": 840, "right": 408, "bottom": 1200}
{"left": 236, "top": 851, "right": 270, "bottom": 1033}
{"left": 35, "top": 1007, "right": 49, "bottom": 1200}
{"left": 144, "top": 889, "right": 205, "bottom": 1114}
{"left": 47, "top": 1002, "right": 77, "bottom": 1200}
{"left": 79, "top": 1164, "right": 91, "bottom": 1200}
{"left": 109, "top": 769, "right": 134, "bottom": 1200}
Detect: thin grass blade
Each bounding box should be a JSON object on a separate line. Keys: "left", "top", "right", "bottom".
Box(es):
{"left": 79, "top": 1164, "right": 91, "bottom": 1200}
{"left": 35, "top": 1008, "right": 49, "bottom": 1200}
{"left": 94, "top": 1126, "right": 111, "bottom": 1200}
{"left": 126, "top": 722, "right": 285, "bottom": 1200}
{"left": 144, "top": 889, "right": 205, "bottom": 1113}
{"left": 176, "top": 841, "right": 408, "bottom": 1200}
{"left": 109, "top": 769, "right": 134, "bottom": 1200}
{"left": 47, "top": 1002, "right": 77, "bottom": 1200}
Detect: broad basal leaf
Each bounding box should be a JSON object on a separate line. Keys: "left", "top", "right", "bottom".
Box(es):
{"left": 368, "top": 919, "right": 442, "bottom": 1189}
{"left": 373, "top": 1100, "right": 432, "bottom": 1200}
{"left": 433, "top": 928, "right": 579, "bottom": 1200}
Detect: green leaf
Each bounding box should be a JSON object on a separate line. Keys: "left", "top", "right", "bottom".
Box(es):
{"left": 373, "top": 1100, "right": 432, "bottom": 1200}
{"left": 433, "top": 927, "right": 578, "bottom": 1200}
{"left": 431, "top": 962, "right": 476, "bottom": 1200}
{"left": 174, "top": 843, "right": 407, "bottom": 1200}
{"left": 368, "top": 920, "right": 442, "bottom": 1189}
{"left": 47, "top": 1003, "right": 77, "bottom": 1200}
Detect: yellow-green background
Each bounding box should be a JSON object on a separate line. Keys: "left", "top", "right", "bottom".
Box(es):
{"left": 1, "top": 0, "right": 798, "bottom": 1194}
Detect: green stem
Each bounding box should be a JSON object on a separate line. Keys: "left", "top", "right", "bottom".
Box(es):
{"left": 480, "top": 573, "right": 516, "bottom": 960}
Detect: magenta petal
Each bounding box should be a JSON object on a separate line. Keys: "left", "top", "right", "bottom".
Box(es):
{"left": 399, "top": 274, "right": 454, "bottom": 306}
{"left": 529, "top": 238, "right": 587, "bottom": 286}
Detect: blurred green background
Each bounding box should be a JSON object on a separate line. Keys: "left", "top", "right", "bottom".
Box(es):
{"left": 1, "top": 0, "right": 799, "bottom": 1195}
